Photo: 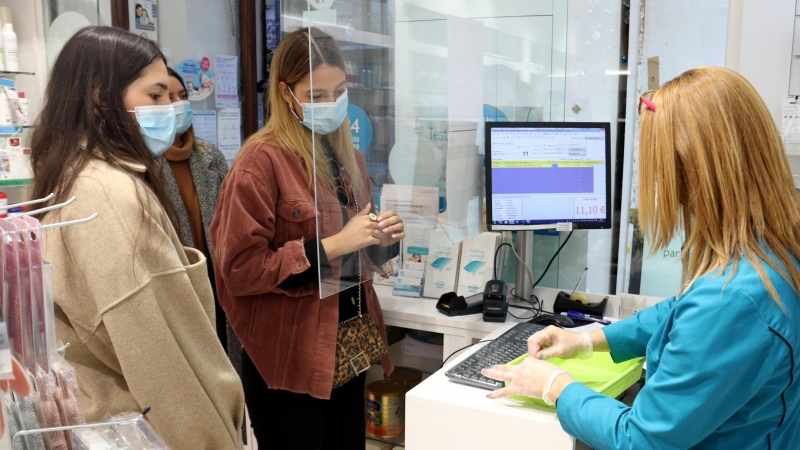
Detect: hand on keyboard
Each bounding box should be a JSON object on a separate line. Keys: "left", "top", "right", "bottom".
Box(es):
{"left": 482, "top": 357, "right": 572, "bottom": 403}
{"left": 527, "top": 326, "right": 593, "bottom": 360}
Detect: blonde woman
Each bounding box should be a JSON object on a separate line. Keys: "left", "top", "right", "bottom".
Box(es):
{"left": 210, "top": 27, "right": 403, "bottom": 449}
{"left": 485, "top": 67, "right": 800, "bottom": 449}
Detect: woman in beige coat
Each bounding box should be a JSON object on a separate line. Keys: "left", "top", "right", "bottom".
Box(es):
{"left": 28, "top": 26, "right": 244, "bottom": 450}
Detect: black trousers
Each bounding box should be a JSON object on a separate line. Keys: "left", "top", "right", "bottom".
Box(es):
{"left": 242, "top": 349, "right": 366, "bottom": 450}
{"left": 207, "top": 261, "right": 228, "bottom": 353}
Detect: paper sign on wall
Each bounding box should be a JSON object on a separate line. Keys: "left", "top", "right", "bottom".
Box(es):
{"left": 782, "top": 97, "right": 800, "bottom": 156}
{"left": 131, "top": 0, "right": 158, "bottom": 42}
{"left": 217, "top": 108, "right": 242, "bottom": 161}
{"left": 215, "top": 55, "right": 238, "bottom": 109}
{"left": 192, "top": 110, "right": 217, "bottom": 145}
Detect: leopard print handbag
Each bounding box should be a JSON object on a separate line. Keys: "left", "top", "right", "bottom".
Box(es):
{"left": 332, "top": 189, "right": 387, "bottom": 389}
{"left": 333, "top": 311, "right": 387, "bottom": 388}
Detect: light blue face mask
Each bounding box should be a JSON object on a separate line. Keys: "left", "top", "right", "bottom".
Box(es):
{"left": 172, "top": 100, "right": 194, "bottom": 135}
{"left": 288, "top": 88, "right": 348, "bottom": 135}
{"left": 127, "top": 104, "right": 177, "bottom": 156}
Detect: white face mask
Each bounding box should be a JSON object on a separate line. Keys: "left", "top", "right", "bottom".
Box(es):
{"left": 172, "top": 100, "right": 194, "bottom": 135}
{"left": 288, "top": 88, "right": 348, "bottom": 135}
{"left": 126, "top": 104, "right": 177, "bottom": 156}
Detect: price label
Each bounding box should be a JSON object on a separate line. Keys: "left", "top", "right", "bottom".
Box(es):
{"left": 574, "top": 197, "right": 606, "bottom": 219}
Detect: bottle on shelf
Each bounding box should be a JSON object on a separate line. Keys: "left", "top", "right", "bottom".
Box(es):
{"left": 2, "top": 22, "right": 17, "bottom": 72}
{"left": 346, "top": 61, "right": 356, "bottom": 87}
{"left": 0, "top": 192, "right": 7, "bottom": 219}
{"left": 0, "top": 87, "right": 11, "bottom": 126}
{"left": 16, "top": 92, "right": 26, "bottom": 125}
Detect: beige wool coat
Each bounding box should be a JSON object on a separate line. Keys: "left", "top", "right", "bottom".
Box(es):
{"left": 42, "top": 157, "right": 244, "bottom": 450}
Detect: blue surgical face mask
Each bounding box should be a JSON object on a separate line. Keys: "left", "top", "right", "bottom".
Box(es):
{"left": 127, "top": 104, "right": 177, "bottom": 156}
{"left": 288, "top": 88, "right": 348, "bottom": 135}
{"left": 173, "top": 100, "right": 194, "bottom": 135}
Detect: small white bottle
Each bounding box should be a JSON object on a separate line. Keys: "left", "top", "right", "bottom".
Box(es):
{"left": 2, "top": 23, "right": 17, "bottom": 72}
{"left": 17, "top": 92, "right": 27, "bottom": 125}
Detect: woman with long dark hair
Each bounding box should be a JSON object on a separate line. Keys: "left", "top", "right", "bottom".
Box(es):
{"left": 30, "top": 26, "right": 244, "bottom": 450}
{"left": 211, "top": 27, "right": 404, "bottom": 449}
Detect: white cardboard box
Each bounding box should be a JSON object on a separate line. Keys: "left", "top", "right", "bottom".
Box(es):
{"left": 398, "top": 269, "right": 424, "bottom": 279}
{"left": 423, "top": 229, "right": 462, "bottom": 298}
{"left": 403, "top": 224, "right": 431, "bottom": 264}
{"left": 456, "top": 232, "right": 501, "bottom": 297}
{"left": 402, "top": 261, "right": 425, "bottom": 271}
{"left": 393, "top": 277, "right": 423, "bottom": 297}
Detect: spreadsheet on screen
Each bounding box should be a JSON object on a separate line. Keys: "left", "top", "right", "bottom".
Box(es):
{"left": 488, "top": 127, "right": 608, "bottom": 229}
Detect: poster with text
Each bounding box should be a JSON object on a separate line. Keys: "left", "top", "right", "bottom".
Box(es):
{"left": 176, "top": 58, "right": 215, "bottom": 101}
{"left": 217, "top": 108, "right": 241, "bottom": 161}
{"left": 214, "top": 55, "right": 238, "bottom": 109}
{"left": 130, "top": 0, "right": 157, "bottom": 41}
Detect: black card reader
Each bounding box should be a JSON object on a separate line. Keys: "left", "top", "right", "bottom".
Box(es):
{"left": 482, "top": 279, "right": 508, "bottom": 322}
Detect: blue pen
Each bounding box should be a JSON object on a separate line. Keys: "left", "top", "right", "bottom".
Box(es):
{"left": 567, "top": 310, "right": 611, "bottom": 325}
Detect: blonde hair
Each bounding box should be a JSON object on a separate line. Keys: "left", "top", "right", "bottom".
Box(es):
{"left": 241, "top": 27, "right": 361, "bottom": 192}
{"left": 639, "top": 66, "right": 800, "bottom": 306}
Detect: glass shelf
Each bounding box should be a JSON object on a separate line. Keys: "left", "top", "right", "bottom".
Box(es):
{"left": 0, "top": 179, "right": 32, "bottom": 187}
{"left": 0, "top": 126, "right": 34, "bottom": 135}
{"left": 366, "top": 433, "right": 405, "bottom": 448}
{"left": 0, "top": 71, "right": 35, "bottom": 76}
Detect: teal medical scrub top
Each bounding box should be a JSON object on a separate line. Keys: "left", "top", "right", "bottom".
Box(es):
{"left": 557, "top": 255, "right": 800, "bottom": 449}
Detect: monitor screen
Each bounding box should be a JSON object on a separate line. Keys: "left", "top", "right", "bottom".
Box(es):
{"left": 485, "top": 122, "right": 611, "bottom": 230}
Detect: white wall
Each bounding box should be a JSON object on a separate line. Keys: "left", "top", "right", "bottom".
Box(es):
{"left": 159, "top": 0, "right": 239, "bottom": 110}
{"left": 618, "top": 0, "right": 730, "bottom": 297}
{"left": 730, "top": 0, "right": 795, "bottom": 125}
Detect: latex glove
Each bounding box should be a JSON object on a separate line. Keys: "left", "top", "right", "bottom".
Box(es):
{"left": 528, "top": 326, "right": 593, "bottom": 360}
{"left": 482, "top": 357, "right": 573, "bottom": 404}
{"left": 0, "top": 356, "right": 32, "bottom": 438}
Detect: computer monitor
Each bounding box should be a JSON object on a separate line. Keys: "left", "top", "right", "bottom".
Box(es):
{"left": 485, "top": 122, "right": 611, "bottom": 231}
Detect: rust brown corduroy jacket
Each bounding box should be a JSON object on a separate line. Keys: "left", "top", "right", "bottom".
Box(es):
{"left": 210, "top": 141, "right": 393, "bottom": 399}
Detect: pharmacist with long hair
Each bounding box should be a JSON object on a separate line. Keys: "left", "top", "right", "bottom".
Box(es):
{"left": 485, "top": 67, "right": 800, "bottom": 449}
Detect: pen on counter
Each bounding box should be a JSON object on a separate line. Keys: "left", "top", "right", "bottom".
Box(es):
{"left": 566, "top": 310, "right": 611, "bottom": 325}
{"left": 570, "top": 267, "right": 588, "bottom": 298}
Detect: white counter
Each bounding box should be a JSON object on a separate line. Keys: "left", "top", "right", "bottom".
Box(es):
{"left": 404, "top": 323, "right": 576, "bottom": 450}
{"left": 375, "top": 284, "right": 624, "bottom": 361}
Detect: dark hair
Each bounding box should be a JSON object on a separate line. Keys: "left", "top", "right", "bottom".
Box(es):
{"left": 30, "top": 26, "right": 177, "bottom": 229}
{"left": 136, "top": 4, "right": 143, "bottom": 10}
{"left": 167, "top": 67, "right": 185, "bottom": 90}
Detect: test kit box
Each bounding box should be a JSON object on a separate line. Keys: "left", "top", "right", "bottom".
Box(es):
{"left": 373, "top": 251, "right": 401, "bottom": 286}
{"left": 402, "top": 225, "right": 431, "bottom": 264}
{"left": 423, "top": 229, "right": 462, "bottom": 299}
{"left": 402, "top": 261, "right": 425, "bottom": 271}
{"left": 456, "top": 232, "right": 501, "bottom": 297}
{"left": 393, "top": 277, "right": 423, "bottom": 298}
{"left": 398, "top": 269, "right": 424, "bottom": 279}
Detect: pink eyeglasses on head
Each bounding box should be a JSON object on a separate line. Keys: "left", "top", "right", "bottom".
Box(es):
{"left": 638, "top": 89, "right": 657, "bottom": 113}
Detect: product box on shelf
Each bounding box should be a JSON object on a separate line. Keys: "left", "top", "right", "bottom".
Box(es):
{"left": 423, "top": 229, "right": 462, "bottom": 299}
{"left": 402, "top": 224, "right": 431, "bottom": 264}
{"left": 392, "top": 277, "right": 423, "bottom": 298}
{"left": 0, "top": 137, "right": 32, "bottom": 180}
{"left": 397, "top": 269, "right": 423, "bottom": 279}
{"left": 373, "top": 252, "right": 400, "bottom": 286}
{"left": 456, "top": 232, "right": 501, "bottom": 297}
{"left": 402, "top": 261, "right": 425, "bottom": 271}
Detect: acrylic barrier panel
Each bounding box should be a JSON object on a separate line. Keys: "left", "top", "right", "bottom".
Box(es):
{"left": 286, "top": 0, "right": 631, "bottom": 299}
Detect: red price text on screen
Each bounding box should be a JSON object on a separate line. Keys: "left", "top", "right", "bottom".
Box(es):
{"left": 576, "top": 205, "right": 605, "bottom": 215}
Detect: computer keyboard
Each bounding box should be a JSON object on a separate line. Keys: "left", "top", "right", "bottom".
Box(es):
{"left": 445, "top": 322, "right": 545, "bottom": 390}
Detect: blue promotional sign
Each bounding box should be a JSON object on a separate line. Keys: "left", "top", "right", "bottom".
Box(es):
{"left": 175, "top": 59, "right": 215, "bottom": 101}
{"left": 483, "top": 104, "right": 508, "bottom": 122}
{"left": 347, "top": 104, "right": 372, "bottom": 154}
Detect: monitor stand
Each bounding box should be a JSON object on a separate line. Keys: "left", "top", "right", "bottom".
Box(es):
{"left": 515, "top": 230, "right": 534, "bottom": 302}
